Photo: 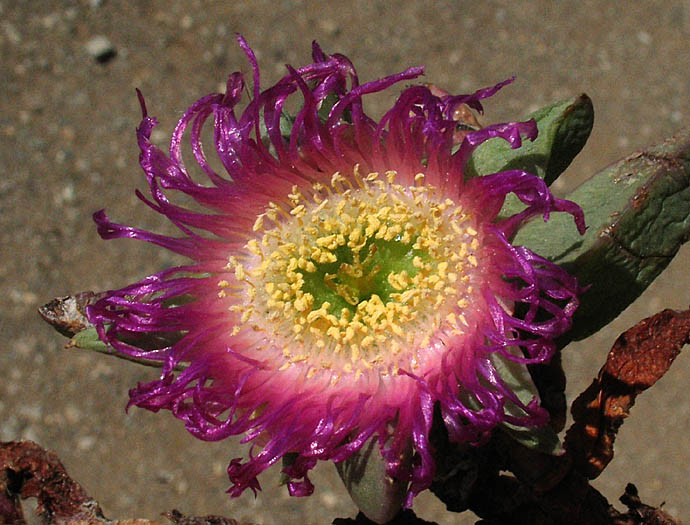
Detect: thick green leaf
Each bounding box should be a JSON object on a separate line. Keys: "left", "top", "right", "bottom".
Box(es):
{"left": 514, "top": 128, "right": 690, "bottom": 342}
{"left": 466, "top": 94, "right": 594, "bottom": 185}
{"left": 335, "top": 438, "right": 409, "bottom": 524}
{"left": 491, "top": 353, "right": 564, "bottom": 455}
{"left": 71, "top": 326, "right": 109, "bottom": 352}
{"left": 69, "top": 326, "right": 185, "bottom": 370}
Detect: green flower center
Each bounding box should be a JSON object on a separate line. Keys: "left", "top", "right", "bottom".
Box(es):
{"left": 300, "top": 236, "right": 424, "bottom": 315}
{"left": 221, "top": 168, "right": 481, "bottom": 380}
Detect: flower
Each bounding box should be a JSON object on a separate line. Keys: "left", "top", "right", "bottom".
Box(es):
{"left": 87, "top": 36, "right": 585, "bottom": 506}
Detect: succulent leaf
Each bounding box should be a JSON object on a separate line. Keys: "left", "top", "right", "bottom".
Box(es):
{"left": 335, "top": 438, "right": 409, "bottom": 524}
{"left": 466, "top": 94, "right": 594, "bottom": 185}
{"left": 514, "top": 128, "right": 690, "bottom": 341}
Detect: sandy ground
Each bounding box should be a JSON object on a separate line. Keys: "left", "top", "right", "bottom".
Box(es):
{"left": 1, "top": 1, "right": 688, "bottom": 523}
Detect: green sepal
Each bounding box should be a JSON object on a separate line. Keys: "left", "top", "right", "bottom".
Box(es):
{"left": 258, "top": 111, "right": 294, "bottom": 148}
{"left": 318, "top": 92, "right": 340, "bottom": 122}
{"left": 69, "top": 325, "right": 186, "bottom": 370}
{"left": 335, "top": 437, "right": 409, "bottom": 524}
{"left": 491, "top": 353, "right": 564, "bottom": 456}
{"left": 71, "top": 325, "right": 109, "bottom": 352}
{"left": 466, "top": 94, "right": 594, "bottom": 185}
{"left": 513, "top": 128, "right": 690, "bottom": 342}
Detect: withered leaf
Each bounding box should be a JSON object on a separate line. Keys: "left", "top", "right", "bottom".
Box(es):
{"left": 37, "top": 291, "right": 106, "bottom": 338}
{"left": 565, "top": 308, "right": 690, "bottom": 479}
{"left": 0, "top": 440, "right": 105, "bottom": 523}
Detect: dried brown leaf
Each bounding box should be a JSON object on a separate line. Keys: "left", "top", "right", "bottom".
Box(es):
{"left": 37, "top": 292, "right": 105, "bottom": 338}
{"left": 0, "top": 441, "right": 256, "bottom": 525}
{"left": 566, "top": 308, "right": 690, "bottom": 479}
{"left": 611, "top": 484, "right": 680, "bottom": 525}
{"left": 0, "top": 440, "right": 105, "bottom": 524}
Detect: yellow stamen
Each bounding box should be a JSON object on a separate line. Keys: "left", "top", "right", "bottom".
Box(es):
{"left": 221, "top": 168, "right": 482, "bottom": 379}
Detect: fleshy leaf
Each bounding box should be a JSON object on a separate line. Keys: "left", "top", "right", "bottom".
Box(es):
{"left": 466, "top": 94, "right": 594, "bottom": 184}
{"left": 514, "top": 128, "right": 690, "bottom": 342}
{"left": 492, "top": 354, "right": 564, "bottom": 455}
{"left": 69, "top": 326, "right": 183, "bottom": 370}
{"left": 71, "top": 326, "right": 109, "bottom": 353}
{"left": 335, "top": 438, "right": 408, "bottom": 524}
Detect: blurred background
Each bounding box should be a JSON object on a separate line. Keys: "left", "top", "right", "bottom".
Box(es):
{"left": 1, "top": 1, "right": 688, "bottom": 523}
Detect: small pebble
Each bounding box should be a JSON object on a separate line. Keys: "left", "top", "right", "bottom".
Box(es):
{"left": 636, "top": 30, "right": 652, "bottom": 45}
{"left": 77, "top": 435, "right": 96, "bottom": 451}
{"left": 85, "top": 35, "right": 117, "bottom": 64}
{"left": 180, "top": 15, "right": 193, "bottom": 30}
{"left": 175, "top": 479, "right": 189, "bottom": 495}
{"left": 2, "top": 21, "right": 21, "bottom": 45}
{"left": 64, "top": 404, "right": 82, "bottom": 424}
{"left": 156, "top": 469, "right": 174, "bottom": 483}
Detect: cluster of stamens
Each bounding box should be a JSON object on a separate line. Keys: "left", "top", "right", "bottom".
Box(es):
{"left": 218, "top": 167, "right": 482, "bottom": 381}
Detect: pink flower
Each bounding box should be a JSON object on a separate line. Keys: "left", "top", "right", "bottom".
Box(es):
{"left": 87, "top": 36, "right": 584, "bottom": 506}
